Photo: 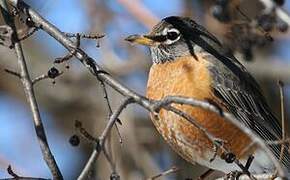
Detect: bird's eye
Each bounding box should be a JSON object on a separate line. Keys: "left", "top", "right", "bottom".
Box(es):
{"left": 166, "top": 29, "right": 180, "bottom": 41}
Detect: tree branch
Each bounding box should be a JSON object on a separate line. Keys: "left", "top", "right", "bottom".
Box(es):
{"left": 147, "top": 166, "right": 180, "bottom": 180}
{"left": 77, "top": 97, "right": 133, "bottom": 180}
{"left": 0, "top": 1, "right": 62, "bottom": 179}
{"left": 2, "top": 165, "right": 50, "bottom": 180}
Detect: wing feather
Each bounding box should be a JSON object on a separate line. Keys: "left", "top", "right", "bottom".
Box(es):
{"left": 190, "top": 21, "right": 290, "bottom": 170}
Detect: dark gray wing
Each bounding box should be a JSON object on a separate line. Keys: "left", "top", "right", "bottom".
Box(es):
{"left": 192, "top": 23, "right": 290, "bottom": 170}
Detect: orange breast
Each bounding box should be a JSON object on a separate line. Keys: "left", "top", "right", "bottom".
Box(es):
{"left": 146, "top": 55, "right": 253, "bottom": 163}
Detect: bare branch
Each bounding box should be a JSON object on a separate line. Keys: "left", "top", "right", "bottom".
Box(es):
{"left": 31, "top": 74, "right": 49, "bottom": 84}
{"left": 0, "top": 1, "right": 62, "bottom": 179}
{"left": 147, "top": 166, "right": 180, "bottom": 180}
{"left": 64, "top": 32, "right": 105, "bottom": 39}
{"left": 18, "top": 27, "right": 38, "bottom": 41}
{"left": 32, "top": 71, "right": 63, "bottom": 85}
{"left": 74, "top": 120, "right": 98, "bottom": 143}
{"left": 4, "top": 68, "right": 21, "bottom": 78}
{"left": 77, "top": 97, "right": 133, "bottom": 180}
{"left": 198, "top": 169, "right": 215, "bottom": 180}
{"left": 3, "top": 165, "right": 50, "bottom": 180}
{"left": 278, "top": 80, "right": 287, "bottom": 159}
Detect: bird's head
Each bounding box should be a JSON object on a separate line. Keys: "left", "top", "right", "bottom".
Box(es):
{"left": 125, "top": 16, "right": 220, "bottom": 64}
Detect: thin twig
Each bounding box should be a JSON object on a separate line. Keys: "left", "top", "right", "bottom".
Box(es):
{"left": 278, "top": 80, "right": 287, "bottom": 162}
{"left": 32, "top": 71, "right": 63, "bottom": 85}
{"left": 64, "top": 32, "right": 105, "bottom": 39}
{"left": 77, "top": 98, "right": 133, "bottom": 180}
{"left": 273, "top": 80, "right": 288, "bottom": 177}
{"left": 198, "top": 169, "right": 214, "bottom": 180}
{"left": 4, "top": 68, "right": 21, "bottom": 78}
{"left": 97, "top": 72, "right": 122, "bottom": 176}
{"left": 147, "top": 166, "right": 180, "bottom": 180}
{"left": 74, "top": 120, "right": 98, "bottom": 143}
{"left": 267, "top": 138, "right": 290, "bottom": 145}
{"left": 18, "top": 27, "right": 38, "bottom": 41}
{"left": 103, "top": 143, "right": 117, "bottom": 177}
{"left": 3, "top": 165, "right": 50, "bottom": 180}
{"left": 0, "top": 1, "right": 62, "bottom": 179}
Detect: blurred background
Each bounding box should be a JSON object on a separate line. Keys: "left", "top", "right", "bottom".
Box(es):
{"left": 0, "top": 0, "right": 290, "bottom": 179}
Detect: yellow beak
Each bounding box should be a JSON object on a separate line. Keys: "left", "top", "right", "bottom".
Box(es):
{"left": 125, "top": 34, "right": 156, "bottom": 46}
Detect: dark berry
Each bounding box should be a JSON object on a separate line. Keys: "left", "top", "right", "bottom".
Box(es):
{"left": 69, "top": 135, "right": 80, "bottom": 146}
{"left": 26, "top": 17, "right": 34, "bottom": 27}
{"left": 222, "top": 152, "right": 236, "bottom": 163}
{"left": 274, "top": 0, "right": 285, "bottom": 6}
{"left": 47, "top": 67, "right": 59, "bottom": 79}
{"left": 212, "top": 5, "right": 223, "bottom": 18}
{"left": 212, "top": 5, "right": 230, "bottom": 22}
{"left": 277, "top": 19, "right": 288, "bottom": 32}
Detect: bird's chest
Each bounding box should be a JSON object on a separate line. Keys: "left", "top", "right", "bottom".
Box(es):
{"left": 147, "top": 56, "right": 212, "bottom": 101}
{"left": 146, "top": 56, "right": 215, "bottom": 160}
{"left": 146, "top": 56, "right": 252, "bottom": 163}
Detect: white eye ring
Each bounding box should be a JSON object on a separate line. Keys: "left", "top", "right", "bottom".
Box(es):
{"left": 164, "top": 28, "right": 180, "bottom": 45}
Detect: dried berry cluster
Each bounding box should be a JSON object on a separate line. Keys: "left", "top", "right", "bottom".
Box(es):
{"left": 257, "top": 12, "right": 288, "bottom": 32}
{"left": 211, "top": 0, "right": 289, "bottom": 60}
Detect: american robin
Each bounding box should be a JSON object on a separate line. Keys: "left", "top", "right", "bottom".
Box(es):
{"left": 126, "top": 16, "right": 290, "bottom": 177}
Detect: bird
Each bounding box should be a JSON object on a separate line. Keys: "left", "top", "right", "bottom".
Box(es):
{"left": 125, "top": 16, "right": 290, "bottom": 178}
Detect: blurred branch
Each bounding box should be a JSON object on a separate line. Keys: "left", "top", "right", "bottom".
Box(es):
{"left": 117, "top": 0, "right": 159, "bottom": 29}
{"left": 5, "top": 0, "right": 288, "bottom": 179}
{"left": 4, "top": 68, "right": 20, "bottom": 78}
{"left": 0, "top": 1, "right": 62, "bottom": 179}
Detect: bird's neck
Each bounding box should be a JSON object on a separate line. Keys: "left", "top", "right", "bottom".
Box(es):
{"left": 150, "top": 46, "right": 175, "bottom": 64}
